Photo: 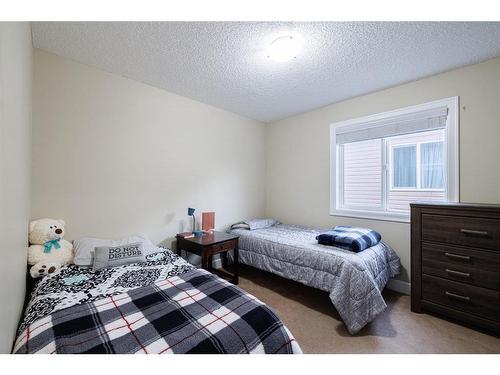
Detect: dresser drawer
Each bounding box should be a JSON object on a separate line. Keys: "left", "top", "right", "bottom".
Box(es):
{"left": 422, "top": 214, "right": 500, "bottom": 251}
{"left": 422, "top": 275, "right": 499, "bottom": 321}
{"left": 422, "top": 242, "right": 500, "bottom": 290}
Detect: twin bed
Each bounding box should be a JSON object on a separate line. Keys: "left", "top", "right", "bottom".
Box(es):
{"left": 14, "top": 249, "right": 301, "bottom": 354}
{"left": 229, "top": 222, "right": 400, "bottom": 334}
{"left": 15, "top": 220, "right": 400, "bottom": 353}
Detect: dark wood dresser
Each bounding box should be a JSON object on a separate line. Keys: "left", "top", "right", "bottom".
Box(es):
{"left": 411, "top": 202, "right": 500, "bottom": 334}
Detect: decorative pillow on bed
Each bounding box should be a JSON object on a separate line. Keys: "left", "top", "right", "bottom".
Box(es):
{"left": 316, "top": 226, "right": 381, "bottom": 252}
{"left": 230, "top": 223, "right": 251, "bottom": 230}
{"left": 92, "top": 242, "right": 146, "bottom": 271}
{"left": 231, "top": 219, "right": 279, "bottom": 231}
{"left": 73, "top": 235, "right": 156, "bottom": 266}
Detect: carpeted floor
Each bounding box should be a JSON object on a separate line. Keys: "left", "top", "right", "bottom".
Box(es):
{"left": 237, "top": 265, "right": 500, "bottom": 354}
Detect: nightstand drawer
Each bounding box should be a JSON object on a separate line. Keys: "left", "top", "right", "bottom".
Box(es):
{"left": 422, "top": 242, "right": 500, "bottom": 290}
{"left": 422, "top": 214, "right": 500, "bottom": 251}
{"left": 211, "top": 240, "right": 236, "bottom": 253}
{"left": 422, "top": 275, "right": 499, "bottom": 321}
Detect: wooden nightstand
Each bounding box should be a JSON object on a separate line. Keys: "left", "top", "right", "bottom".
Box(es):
{"left": 176, "top": 231, "right": 240, "bottom": 284}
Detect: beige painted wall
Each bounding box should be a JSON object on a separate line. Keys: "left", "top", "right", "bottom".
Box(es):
{"left": 0, "top": 23, "right": 32, "bottom": 353}
{"left": 32, "top": 49, "right": 266, "bottom": 248}
{"left": 266, "top": 57, "right": 500, "bottom": 283}
{"left": 30, "top": 48, "right": 500, "bottom": 285}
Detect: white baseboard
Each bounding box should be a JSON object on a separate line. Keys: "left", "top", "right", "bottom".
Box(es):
{"left": 386, "top": 278, "right": 410, "bottom": 295}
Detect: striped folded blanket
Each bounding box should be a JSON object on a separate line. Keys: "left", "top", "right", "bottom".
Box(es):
{"left": 316, "top": 226, "right": 381, "bottom": 252}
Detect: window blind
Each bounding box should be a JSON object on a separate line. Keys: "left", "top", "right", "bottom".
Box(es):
{"left": 335, "top": 106, "right": 448, "bottom": 144}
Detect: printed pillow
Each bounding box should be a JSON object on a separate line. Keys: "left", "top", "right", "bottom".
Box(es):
{"left": 92, "top": 242, "right": 146, "bottom": 271}
{"left": 230, "top": 223, "right": 251, "bottom": 230}
{"left": 73, "top": 235, "right": 157, "bottom": 266}
{"left": 231, "top": 219, "right": 280, "bottom": 231}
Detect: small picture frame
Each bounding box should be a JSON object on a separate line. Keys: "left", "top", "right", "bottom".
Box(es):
{"left": 202, "top": 212, "right": 215, "bottom": 232}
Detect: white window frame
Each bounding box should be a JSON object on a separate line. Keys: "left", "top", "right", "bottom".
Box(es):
{"left": 330, "top": 97, "right": 459, "bottom": 223}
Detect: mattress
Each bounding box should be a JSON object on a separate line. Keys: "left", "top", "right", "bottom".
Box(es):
{"left": 229, "top": 224, "right": 401, "bottom": 334}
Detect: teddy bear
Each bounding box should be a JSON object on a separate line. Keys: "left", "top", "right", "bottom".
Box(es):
{"left": 28, "top": 218, "right": 74, "bottom": 278}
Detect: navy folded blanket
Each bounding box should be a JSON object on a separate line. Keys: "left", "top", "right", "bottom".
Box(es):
{"left": 316, "top": 226, "right": 381, "bottom": 252}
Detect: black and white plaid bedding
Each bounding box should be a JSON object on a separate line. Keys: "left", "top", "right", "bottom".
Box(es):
{"left": 14, "top": 269, "right": 301, "bottom": 354}
{"left": 14, "top": 249, "right": 301, "bottom": 354}
{"left": 18, "top": 250, "right": 195, "bottom": 336}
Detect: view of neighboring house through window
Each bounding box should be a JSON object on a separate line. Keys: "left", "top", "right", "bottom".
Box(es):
{"left": 391, "top": 134, "right": 444, "bottom": 190}
{"left": 420, "top": 141, "right": 444, "bottom": 189}
{"left": 393, "top": 145, "right": 417, "bottom": 188}
{"left": 386, "top": 130, "right": 446, "bottom": 212}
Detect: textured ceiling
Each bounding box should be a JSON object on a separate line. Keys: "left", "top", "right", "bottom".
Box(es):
{"left": 32, "top": 22, "right": 500, "bottom": 122}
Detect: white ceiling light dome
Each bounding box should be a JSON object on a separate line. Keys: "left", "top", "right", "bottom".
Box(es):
{"left": 267, "top": 35, "right": 303, "bottom": 62}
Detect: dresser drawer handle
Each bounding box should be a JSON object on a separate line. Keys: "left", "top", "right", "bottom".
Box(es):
{"left": 444, "top": 252, "right": 471, "bottom": 261}
{"left": 445, "top": 291, "right": 470, "bottom": 302}
{"left": 445, "top": 269, "right": 471, "bottom": 278}
{"left": 460, "top": 229, "right": 489, "bottom": 237}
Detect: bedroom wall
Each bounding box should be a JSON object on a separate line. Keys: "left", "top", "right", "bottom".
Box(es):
{"left": 32, "top": 49, "right": 266, "bottom": 248}
{"left": 265, "top": 57, "right": 500, "bottom": 285}
{"left": 0, "top": 23, "right": 32, "bottom": 353}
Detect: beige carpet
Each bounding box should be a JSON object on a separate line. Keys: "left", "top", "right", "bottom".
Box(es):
{"left": 237, "top": 265, "right": 500, "bottom": 354}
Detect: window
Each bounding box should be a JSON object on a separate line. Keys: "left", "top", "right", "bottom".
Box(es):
{"left": 330, "top": 97, "right": 459, "bottom": 222}
{"left": 393, "top": 145, "right": 417, "bottom": 188}
{"left": 420, "top": 141, "right": 444, "bottom": 189}
{"left": 389, "top": 131, "right": 445, "bottom": 191}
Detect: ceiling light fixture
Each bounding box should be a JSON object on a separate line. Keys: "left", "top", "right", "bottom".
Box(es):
{"left": 267, "top": 35, "right": 302, "bottom": 62}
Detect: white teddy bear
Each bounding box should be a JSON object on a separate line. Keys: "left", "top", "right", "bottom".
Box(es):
{"left": 28, "top": 218, "right": 74, "bottom": 278}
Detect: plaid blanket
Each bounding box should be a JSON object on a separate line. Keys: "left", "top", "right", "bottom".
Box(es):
{"left": 316, "top": 226, "right": 381, "bottom": 252}
{"left": 14, "top": 269, "right": 301, "bottom": 354}
{"left": 18, "top": 250, "right": 196, "bottom": 336}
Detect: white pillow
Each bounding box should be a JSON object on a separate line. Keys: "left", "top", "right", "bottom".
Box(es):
{"left": 73, "top": 235, "right": 157, "bottom": 266}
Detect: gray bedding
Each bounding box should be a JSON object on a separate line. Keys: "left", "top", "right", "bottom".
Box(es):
{"left": 229, "top": 224, "right": 401, "bottom": 334}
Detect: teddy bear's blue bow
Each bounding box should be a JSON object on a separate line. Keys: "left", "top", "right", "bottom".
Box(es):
{"left": 43, "top": 238, "right": 61, "bottom": 253}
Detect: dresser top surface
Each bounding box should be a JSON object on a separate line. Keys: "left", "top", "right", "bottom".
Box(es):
{"left": 410, "top": 201, "right": 500, "bottom": 211}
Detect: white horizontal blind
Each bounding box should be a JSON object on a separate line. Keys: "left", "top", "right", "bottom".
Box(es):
{"left": 336, "top": 106, "right": 448, "bottom": 144}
